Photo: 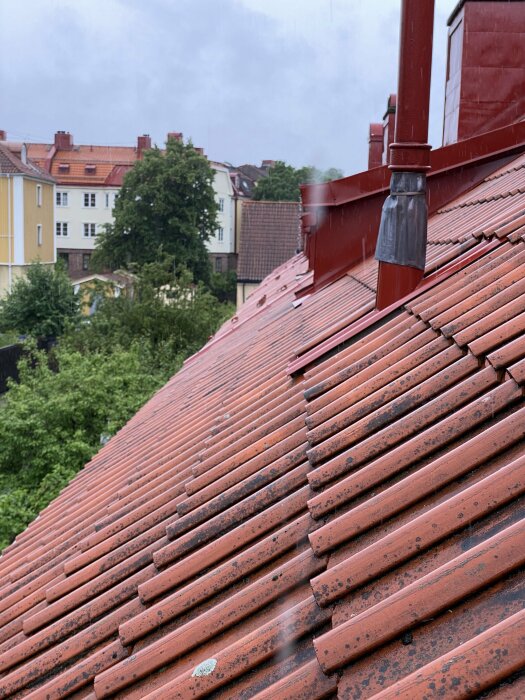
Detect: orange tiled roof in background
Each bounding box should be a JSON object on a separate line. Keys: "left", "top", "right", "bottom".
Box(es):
{"left": 0, "top": 146, "right": 524, "bottom": 698}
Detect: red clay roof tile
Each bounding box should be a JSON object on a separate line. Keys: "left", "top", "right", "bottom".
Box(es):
{"left": 1, "top": 149, "right": 525, "bottom": 699}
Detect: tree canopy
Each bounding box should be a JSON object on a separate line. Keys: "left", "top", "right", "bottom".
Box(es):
{"left": 253, "top": 161, "right": 344, "bottom": 202}
{"left": 92, "top": 138, "right": 218, "bottom": 283}
{"left": 0, "top": 262, "right": 79, "bottom": 338}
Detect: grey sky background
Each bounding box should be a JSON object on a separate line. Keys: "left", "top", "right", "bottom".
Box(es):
{"left": 0, "top": 0, "right": 457, "bottom": 175}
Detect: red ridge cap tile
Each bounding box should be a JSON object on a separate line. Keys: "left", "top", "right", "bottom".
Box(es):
{"left": 96, "top": 550, "right": 326, "bottom": 697}
{"left": 249, "top": 658, "right": 337, "bottom": 700}
{"left": 136, "top": 596, "right": 330, "bottom": 700}
{"left": 309, "top": 382, "right": 522, "bottom": 553}
{"left": 125, "top": 514, "right": 313, "bottom": 643}
{"left": 313, "top": 519, "right": 525, "bottom": 674}
{"left": 308, "top": 388, "right": 525, "bottom": 521}
{"left": 311, "top": 453, "right": 525, "bottom": 606}
{"left": 468, "top": 311, "right": 525, "bottom": 357}
{"left": 371, "top": 609, "right": 525, "bottom": 700}
{"left": 308, "top": 366, "right": 500, "bottom": 491}
{"left": 307, "top": 350, "right": 475, "bottom": 466}
{"left": 148, "top": 486, "right": 310, "bottom": 591}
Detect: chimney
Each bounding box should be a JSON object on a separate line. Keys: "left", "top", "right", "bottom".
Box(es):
{"left": 137, "top": 134, "right": 152, "bottom": 156}
{"left": 374, "top": 0, "right": 434, "bottom": 310}
{"left": 443, "top": 0, "right": 525, "bottom": 145}
{"left": 194, "top": 147, "right": 205, "bottom": 156}
{"left": 167, "top": 132, "right": 183, "bottom": 142}
{"left": 382, "top": 94, "right": 397, "bottom": 165}
{"left": 0, "top": 130, "right": 6, "bottom": 141}
{"left": 262, "top": 160, "right": 276, "bottom": 169}
{"left": 368, "top": 123, "right": 384, "bottom": 169}
{"left": 54, "top": 131, "right": 73, "bottom": 150}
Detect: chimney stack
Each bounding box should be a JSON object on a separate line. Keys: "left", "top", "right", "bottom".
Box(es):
{"left": 0, "top": 130, "right": 6, "bottom": 141}
{"left": 374, "top": 0, "right": 434, "bottom": 310}
{"left": 167, "top": 132, "right": 183, "bottom": 142}
{"left": 137, "top": 134, "right": 152, "bottom": 156}
{"left": 443, "top": 1, "right": 525, "bottom": 145}
{"left": 368, "top": 123, "right": 384, "bottom": 169}
{"left": 262, "top": 159, "right": 276, "bottom": 169}
{"left": 54, "top": 131, "right": 73, "bottom": 150}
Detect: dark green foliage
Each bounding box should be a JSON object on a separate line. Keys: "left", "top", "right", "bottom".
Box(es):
{"left": 92, "top": 138, "right": 218, "bottom": 283}
{"left": 0, "top": 262, "right": 79, "bottom": 338}
{"left": 253, "top": 162, "right": 344, "bottom": 202}
{"left": 0, "top": 343, "right": 165, "bottom": 549}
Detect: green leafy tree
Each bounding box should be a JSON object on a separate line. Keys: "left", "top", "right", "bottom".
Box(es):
{"left": 63, "top": 261, "right": 234, "bottom": 375}
{"left": 0, "top": 262, "right": 79, "bottom": 338}
{"left": 253, "top": 161, "right": 344, "bottom": 202}
{"left": 0, "top": 343, "right": 166, "bottom": 549}
{"left": 92, "top": 138, "right": 218, "bottom": 283}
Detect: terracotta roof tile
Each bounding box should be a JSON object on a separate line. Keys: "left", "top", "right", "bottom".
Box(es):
{"left": 1, "top": 150, "right": 525, "bottom": 699}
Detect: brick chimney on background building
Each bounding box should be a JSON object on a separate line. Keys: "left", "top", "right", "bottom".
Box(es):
{"left": 368, "top": 123, "right": 383, "bottom": 169}
{"left": 167, "top": 132, "right": 183, "bottom": 142}
{"left": 137, "top": 134, "right": 152, "bottom": 157}
{"left": 443, "top": 0, "right": 525, "bottom": 145}
{"left": 0, "top": 130, "right": 6, "bottom": 141}
{"left": 382, "top": 94, "right": 397, "bottom": 165}
{"left": 54, "top": 131, "right": 73, "bottom": 150}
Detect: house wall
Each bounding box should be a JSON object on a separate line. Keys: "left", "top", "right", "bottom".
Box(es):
{"left": 0, "top": 177, "right": 12, "bottom": 262}
{"left": 236, "top": 281, "right": 259, "bottom": 308}
{"left": 55, "top": 186, "right": 119, "bottom": 252}
{"left": 206, "top": 165, "right": 235, "bottom": 257}
{"left": 24, "top": 179, "right": 54, "bottom": 263}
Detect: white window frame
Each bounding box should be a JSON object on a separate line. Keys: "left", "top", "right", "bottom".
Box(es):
{"left": 105, "top": 193, "right": 110, "bottom": 208}
{"left": 83, "top": 192, "right": 96, "bottom": 208}
{"left": 56, "top": 191, "right": 69, "bottom": 207}
{"left": 218, "top": 197, "right": 224, "bottom": 212}
{"left": 37, "top": 224, "right": 42, "bottom": 246}
{"left": 217, "top": 227, "right": 224, "bottom": 242}
{"left": 56, "top": 222, "right": 69, "bottom": 237}
{"left": 36, "top": 185, "right": 42, "bottom": 207}
{"left": 83, "top": 223, "right": 96, "bottom": 238}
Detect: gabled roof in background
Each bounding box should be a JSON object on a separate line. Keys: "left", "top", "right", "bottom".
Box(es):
{"left": 0, "top": 144, "right": 524, "bottom": 698}
{"left": 0, "top": 144, "right": 55, "bottom": 183}
{"left": 237, "top": 200, "right": 301, "bottom": 283}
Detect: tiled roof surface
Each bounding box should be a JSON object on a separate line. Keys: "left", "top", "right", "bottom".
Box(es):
{"left": 0, "top": 152, "right": 524, "bottom": 699}
{"left": 237, "top": 201, "right": 301, "bottom": 282}
{"left": 0, "top": 145, "right": 55, "bottom": 182}
{"left": 27, "top": 144, "right": 138, "bottom": 187}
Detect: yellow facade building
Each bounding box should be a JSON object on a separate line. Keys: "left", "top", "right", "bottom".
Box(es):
{"left": 0, "top": 143, "right": 55, "bottom": 296}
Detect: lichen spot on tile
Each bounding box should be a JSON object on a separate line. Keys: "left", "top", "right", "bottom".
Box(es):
{"left": 192, "top": 658, "right": 218, "bottom": 677}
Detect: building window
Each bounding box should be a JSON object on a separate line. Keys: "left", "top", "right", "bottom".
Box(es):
{"left": 83, "top": 192, "right": 96, "bottom": 207}
{"left": 56, "top": 222, "right": 69, "bottom": 237}
{"left": 36, "top": 185, "right": 42, "bottom": 207}
{"left": 58, "top": 252, "right": 69, "bottom": 269}
{"left": 215, "top": 257, "right": 223, "bottom": 272}
{"left": 218, "top": 197, "right": 224, "bottom": 212}
{"left": 217, "top": 227, "right": 224, "bottom": 242}
{"left": 37, "top": 224, "right": 42, "bottom": 246}
{"left": 105, "top": 193, "right": 110, "bottom": 208}
{"left": 56, "top": 191, "right": 68, "bottom": 206}
{"left": 83, "top": 223, "right": 96, "bottom": 237}
{"left": 82, "top": 254, "right": 91, "bottom": 271}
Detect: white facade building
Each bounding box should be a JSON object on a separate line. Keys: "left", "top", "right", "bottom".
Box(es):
{"left": 206, "top": 163, "right": 237, "bottom": 272}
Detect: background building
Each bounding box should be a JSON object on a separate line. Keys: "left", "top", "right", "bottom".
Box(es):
{"left": 0, "top": 141, "right": 55, "bottom": 296}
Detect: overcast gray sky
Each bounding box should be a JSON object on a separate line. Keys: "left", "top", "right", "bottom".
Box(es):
{"left": 0, "top": 0, "right": 457, "bottom": 175}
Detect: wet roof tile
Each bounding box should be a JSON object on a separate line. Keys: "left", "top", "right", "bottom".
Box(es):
{"left": 1, "top": 150, "right": 525, "bottom": 699}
